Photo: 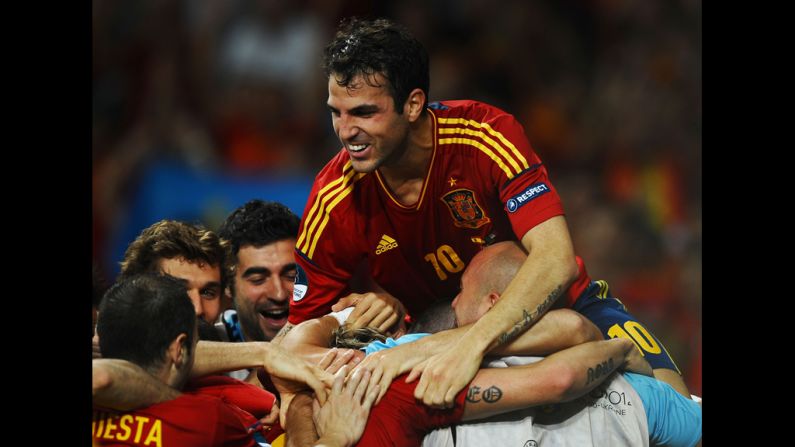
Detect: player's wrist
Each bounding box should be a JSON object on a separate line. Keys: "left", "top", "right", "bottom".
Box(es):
{"left": 260, "top": 341, "right": 277, "bottom": 365}
{"left": 315, "top": 429, "right": 354, "bottom": 447}
{"left": 459, "top": 325, "right": 495, "bottom": 355}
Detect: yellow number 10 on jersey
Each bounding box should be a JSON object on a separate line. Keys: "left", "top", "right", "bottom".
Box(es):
{"left": 424, "top": 244, "right": 465, "bottom": 280}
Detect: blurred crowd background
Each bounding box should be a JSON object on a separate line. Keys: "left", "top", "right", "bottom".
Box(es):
{"left": 92, "top": 0, "right": 701, "bottom": 394}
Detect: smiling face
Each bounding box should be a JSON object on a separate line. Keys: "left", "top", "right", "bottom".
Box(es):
{"left": 158, "top": 257, "right": 222, "bottom": 324}
{"left": 231, "top": 239, "right": 296, "bottom": 341}
{"left": 327, "top": 73, "right": 412, "bottom": 174}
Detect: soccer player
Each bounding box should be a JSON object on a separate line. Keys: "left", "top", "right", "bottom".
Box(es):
{"left": 402, "top": 242, "right": 702, "bottom": 446}
{"left": 284, "top": 16, "right": 690, "bottom": 404}
{"left": 217, "top": 199, "right": 300, "bottom": 343}
{"left": 278, "top": 300, "right": 662, "bottom": 447}
{"left": 118, "top": 219, "right": 227, "bottom": 326}
{"left": 92, "top": 274, "right": 272, "bottom": 446}
{"left": 93, "top": 219, "right": 229, "bottom": 358}
{"left": 287, "top": 242, "right": 701, "bottom": 446}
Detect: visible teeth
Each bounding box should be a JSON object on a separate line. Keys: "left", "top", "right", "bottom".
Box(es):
{"left": 261, "top": 309, "right": 288, "bottom": 319}
{"left": 349, "top": 144, "right": 367, "bottom": 152}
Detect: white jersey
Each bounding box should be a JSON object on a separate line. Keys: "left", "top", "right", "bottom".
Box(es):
{"left": 422, "top": 356, "right": 649, "bottom": 447}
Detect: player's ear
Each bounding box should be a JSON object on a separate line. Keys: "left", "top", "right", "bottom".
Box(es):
{"left": 168, "top": 333, "right": 189, "bottom": 367}
{"left": 404, "top": 88, "right": 426, "bottom": 122}
{"left": 486, "top": 292, "right": 500, "bottom": 310}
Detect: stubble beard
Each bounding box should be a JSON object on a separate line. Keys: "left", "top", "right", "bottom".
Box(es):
{"left": 236, "top": 298, "right": 269, "bottom": 342}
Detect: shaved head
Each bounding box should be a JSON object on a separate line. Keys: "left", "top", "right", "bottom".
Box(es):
{"left": 469, "top": 241, "right": 527, "bottom": 296}
{"left": 452, "top": 241, "right": 527, "bottom": 326}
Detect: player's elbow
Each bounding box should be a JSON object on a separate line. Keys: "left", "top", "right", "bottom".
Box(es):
{"left": 560, "top": 257, "right": 579, "bottom": 287}
{"left": 561, "top": 310, "right": 603, "bottom": 344}
{"left": 92, "top": 360, "right": 113, "bottom": 397}
{"left": 547, "top": 366, "right": 579, "bottom": 403}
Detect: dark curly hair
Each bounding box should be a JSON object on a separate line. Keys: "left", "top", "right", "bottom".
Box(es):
{"left": 323, "top": 17, "right": 429, "bottom": 113}
{"left": 217, "top": 200, "right": 299, "bottom": 276}
{"left": 98, "top": 274, "right": 196, "bottom": 374}
{"left": 119, "top": 220, "right": 228, "bottom": 289}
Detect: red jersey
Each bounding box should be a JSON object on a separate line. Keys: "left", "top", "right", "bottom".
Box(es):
{"left": 184, "top": 375, "right": 276, "bottom": 418}
{"left": 291, "top": 100, "right": 591, "bottom": 323}
{"left": 92, "top": 377, "right": 271, "bottom": 447}
{"left": 356, "top": 373, "right": 467, "bottom": 447}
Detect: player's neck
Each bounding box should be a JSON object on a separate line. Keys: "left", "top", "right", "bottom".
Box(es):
{"left": 147, "top": 367, "right": 171, "bottom": 390}
{"left": 378, "top": 111, "right": 433, "bottom": 205}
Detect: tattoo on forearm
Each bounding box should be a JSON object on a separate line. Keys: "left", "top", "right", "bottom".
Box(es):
{"left": 586, "top": 358, "right": 615, "bottom": 384}
{"left": 482, "top": 386, "right": 502, "bottom": 403}
{"left": 466, "top": 385, "right": 481, "bottom": 402}
{"left": 499, "top": 309, "right": 531, "bottom": 345}
{"left": 273, "top": 323, "right": 294, "bottom": 343}
{"left": 466, "top": 385, "right": 503, "bottom": 404}
{"left": 498, "top": 285, "right": 563, "bottom": 345}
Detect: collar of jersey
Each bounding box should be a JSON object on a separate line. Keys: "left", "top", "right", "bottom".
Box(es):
{"left": 374, "top": 108, "right": 438, "bottom": 211}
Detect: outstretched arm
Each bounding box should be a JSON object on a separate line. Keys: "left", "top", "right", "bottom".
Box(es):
{"left": 190, "top": 341, "right": 270, "bottom": 378}
{"left": 276, "top": 316, "right": 356, "bottom": 364}
{"left": 93, "top": 359, "right": 179, "bottom": 410}
{"left": 192, "top": 340, "right": 332, "bottom": 404}
{"left": 415, "top": 216, "right": 579, "bottom": 407}
{"left": 458, "top": 337, "right": 638, "bottom": 420}
{"left": 95, "top": 341, "right": 333, "bottom": 411}
{"left": 355, "top": 308, "right": 601, "bottom": 402}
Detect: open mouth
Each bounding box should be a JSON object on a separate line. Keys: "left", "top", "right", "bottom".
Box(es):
{"left": 260, "top": 309, "right": 289, "bottom": 321}
{"left": 348, "top": 143, "right": 369, "bottom": 153}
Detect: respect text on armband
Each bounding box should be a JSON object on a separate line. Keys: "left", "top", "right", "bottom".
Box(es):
{"left": 506, "top": 183, "right": 550, "bottom": 213}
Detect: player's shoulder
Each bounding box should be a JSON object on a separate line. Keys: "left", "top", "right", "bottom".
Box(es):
{"left": 312, "top": 149, "right": 353, "bottom": 187}
{"left": 428, "top": 99, "right": 514, "bottom": 123}
{"left": 304, "top": 149, "right": 369, "bottom": 217}
{"left": 148, "top": 391, "right": 220, "bottom": 414}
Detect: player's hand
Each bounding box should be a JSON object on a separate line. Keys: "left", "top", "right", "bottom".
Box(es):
{"left": 257, "top": 401, "right": 279, "bottom": 426}
{"left": 313, "top": 365, "right": 377, "bottom": 446}
{"left": 353, "top": 343, "right": 426, "bottom": 404}
{"left": 318, "top": 347, "right": 365, "bottom": 375}
{"left": 263, "top": 343, "right": 334, "bottom": 405}
{"left": 408, "top": 342, "right": 482, "bottom": 408}
{"left": 623, "top": 344, "right": 653, "bottom": 377}
{"left": 332, "top": 292, "right": 407, "bottom": 334}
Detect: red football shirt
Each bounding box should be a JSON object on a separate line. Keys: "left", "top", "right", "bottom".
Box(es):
{"left": 291, "top": 100, "right": 590, "bottom": 324}
{"left": 184, "top": 375, "right": 276, "bottom": 418}
{"left": 356, "top": 373, "right": 467, "bottom": 447}
{"left": 92, "top": 378, "right": 271, "bottom": 446}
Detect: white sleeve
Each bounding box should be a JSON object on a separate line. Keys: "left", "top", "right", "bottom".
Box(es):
{"left": 484, "top": 355, "right": 544, "bottom": 368}
{"left": 327, "top": 306, "right": 355, "bottom": 325}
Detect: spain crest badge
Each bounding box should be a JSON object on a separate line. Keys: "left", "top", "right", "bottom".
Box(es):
{"left": 441, "top": 188, "right": 491, "bottom": 229}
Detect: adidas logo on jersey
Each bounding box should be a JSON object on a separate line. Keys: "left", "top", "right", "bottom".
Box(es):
{"left": 375, "top": 234, "right": 398, "bottom": 255}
